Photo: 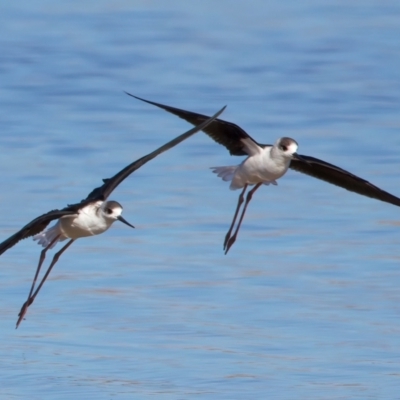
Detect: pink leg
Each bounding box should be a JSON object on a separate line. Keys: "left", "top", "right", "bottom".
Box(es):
{"left": 225, "top": 183, "right": 262, "bottom": 255}
{"left": 16, "top": 239, "right": 74, "bottom": 329}
{"left": 223, "top": 185, "right": 247, "bottom": 250}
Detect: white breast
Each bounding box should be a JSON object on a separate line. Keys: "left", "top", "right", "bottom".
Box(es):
{"left": 59, "top": 202, "right": 112, "bottom": 239}
{"left": 234, "top": 147, "right": 290, "bottom": 186}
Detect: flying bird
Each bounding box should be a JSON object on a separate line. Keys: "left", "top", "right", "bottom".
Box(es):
{"left": 126, "top": 93, "right": 400, "bottom": 253}
{"left": 0, "top": 105, "right": 226, "bottom": 327}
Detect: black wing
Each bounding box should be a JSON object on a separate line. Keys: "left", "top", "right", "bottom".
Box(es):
{"left": 0, "top": 208, "right": 78, "bottom": 256}
{"left": 126, "top": 93, "right": 258, "bottom": 156}
{"left": 128, "top": 95, "right": 400, "bottom": 208}
{"left": 0, "top": 106, "right": 225, "bottom": 256}
{"left": 290, "top": 155, "right": 400, "bottom": 207}
{"left": 85, "top": 105, "right": 227, "bottom": 201}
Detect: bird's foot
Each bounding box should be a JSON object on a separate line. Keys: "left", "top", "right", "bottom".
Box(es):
{"left": 16, "top": 298, "right": 33, "bottom": 329}
{"left": 224, "top": 235, "right": 237, "bottom": 255}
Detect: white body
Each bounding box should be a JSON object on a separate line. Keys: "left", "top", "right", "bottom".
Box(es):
{"left": 34, "top": 201, "right": 121, "bottom": 249}
{"left": 212, "top": 138, "right": 297, "bottom": 190}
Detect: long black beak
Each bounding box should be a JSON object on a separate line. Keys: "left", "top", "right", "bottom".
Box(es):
{"left": 292, "top": 152, "right": 311, "bottom": 165}
{"left": 117, "top": 215, "right": 135, "bottom": 229}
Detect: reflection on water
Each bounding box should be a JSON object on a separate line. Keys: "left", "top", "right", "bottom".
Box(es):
{"left": 1, "top": 1, "right": 400, "bottom": 399}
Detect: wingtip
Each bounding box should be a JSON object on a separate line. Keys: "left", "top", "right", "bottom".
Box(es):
{"left": 214, "top": 105, "right": 227, "bottom": 119}
{"left": 124, "top": 91, "right": 144, "bottom": 102}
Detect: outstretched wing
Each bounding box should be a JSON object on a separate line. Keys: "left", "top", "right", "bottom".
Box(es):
{"left": 128, "top": 95, "right": 400, "bottom": 208}
{"left": 0, "top": 106, "right": 226, "bottom": 256}
{"left": 126, "top": 93, "right": 258, "bottom": 156}
{"left": 290, "top": 155, "right": 400, "bottom": 207}
{"left": 0, "top": 208, "right": 78, "bottom": 256}
{"left": 85, "top": 104, "right": 227, "bottom": 201}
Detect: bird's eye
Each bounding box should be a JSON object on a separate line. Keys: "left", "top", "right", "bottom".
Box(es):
{"left": 106, "top": 208, "right": 113, "bottom": 215}
{"left": 281, "top": 145, "right": 287, "bottom": 151}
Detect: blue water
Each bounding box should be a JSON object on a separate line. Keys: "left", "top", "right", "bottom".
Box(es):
{"left": 1, "top": 1, "right": 400, "bottom": 399}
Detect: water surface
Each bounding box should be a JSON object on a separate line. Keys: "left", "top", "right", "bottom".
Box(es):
{"left": 1, "top": 1, "right": 400, "bottom": 399}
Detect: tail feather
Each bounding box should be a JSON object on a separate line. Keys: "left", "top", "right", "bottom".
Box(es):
{"left": 211, "top": 166, "right": 237, "bottom": 182}
{"left": 33, "top": 222, "right": 65, "bottom": 249}
{"left": 211, "top": 165, "right": 247, "bottom": 190}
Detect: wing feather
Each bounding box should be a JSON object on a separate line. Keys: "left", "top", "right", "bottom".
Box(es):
{"left": 290, "top": 155, "right": 400, "bottom": 207}
{"left": 126, "top": 93, "right": 255, "bottom": 156}
{"left": 85, "top": 104, "right": 226, "bottom": 201}
{"left": 128, "top": 94, "right": 400, "bottom": 207}
{"left": 0, "top": 208, "right": 78, "bottom": 255}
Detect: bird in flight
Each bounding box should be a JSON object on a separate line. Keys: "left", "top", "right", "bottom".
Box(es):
{"left": 0, "top": 105, "right": 226, "bottom": 328}
{"left": 127, "top": 93, "right": 400, "bottom": 253}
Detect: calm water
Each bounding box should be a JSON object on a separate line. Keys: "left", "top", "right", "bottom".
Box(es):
{"left": 1, "top": 1, "right": 400, "bottom": 399}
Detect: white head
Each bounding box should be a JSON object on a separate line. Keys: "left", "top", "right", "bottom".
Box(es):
{"left": 275, "top": 137, "right": 299, "bottom": 158}
{"left": 100, "top": 200, "right": 135, "bottom": 228}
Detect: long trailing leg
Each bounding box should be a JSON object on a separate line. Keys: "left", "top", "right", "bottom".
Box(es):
{"left": 16, "top": 239, "right": 74, "bottom": 328}
{"left": 23, "top": 235, "right": 61, "bottom": 313}
{"left": 225, "top": 183, "right": 262, "bottom": 255}
{"left": 223, "top": 184, "right": 248, "bottom": 250}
